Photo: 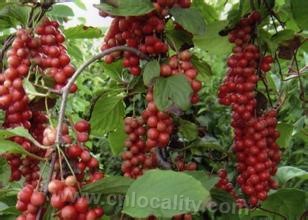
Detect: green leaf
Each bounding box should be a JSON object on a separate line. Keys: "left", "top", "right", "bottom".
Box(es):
{"left": 0, "top": 139, "right": 42, "bottom": 159}
{"left": 67, "top": 40, "right": 84, "bottom": 61}
{"left": 0, "top": 3, "right": 30, "bottom": 27}
{"left": 170, "top": 7, "right": 206, "bottom": 36}
{"left": 64, "top": 25, "right": 102, "bottom": 39}
{"left": 250, "top": 189, "right": 306, "bottom": 219}
{"left": 153, "top": 75, "right": 192, "bottom": 111}
{"left": 123, "top": 170, "right": 210, "bottom": 218}
{"left": 101, "top": 60, "right": 123, "bottom": 81}
{"left": 271, "top": 29, "right": 296, "bottom": 45}
{"left": 143, "top": 60, "right": 160, "bottom": 86}
{"left": 190, "top": 137, "right": 224, "bottom": 151}
{"left": 82, "top": 176, "right": 134, "bottom": 194}
{"left": 191, "top": 55, "right": 212, "bottom": 82}
{"left": 194, "top": 21, "right": 232, "bottom": 56}
{"left": 290, "top": 0, "right": 308, "bottom": 30}
{"left": 165, "top": 28, "right": 193, "bottom": 51}
{"left": 0, "top": 127, "right": 42, "bottom": 147}
{"left": 192, "top": 0, "right": 218, "bottom": 23}
{"left": 276, "top": 166, "right": 308, "bottom": 184}
{"left": 108, "top": 123, "right": 127, "bottom": 155}
{"left": 74, "top": 0, "right": 87, "bottom": 10}
{"left": 178, "top": 119, "right": 198, "bottom": 141}
{"left": 48, "top": 4, "right": 74, "bottom": 17}
{"left": 276, "top": 123, "right": 293, "bottom": 148}
{"left": 90, "top": 92, "right": 125, "bottom": 136}
{"left": 185, "top": 171, "right": 218, "bottom": 190}
{"left": 94, "top": 0, "right": 154, "bottom": 16}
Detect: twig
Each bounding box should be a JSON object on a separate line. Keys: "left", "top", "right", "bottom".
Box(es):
{"left": 293, "top": 49, "right": 305, "bottom": 102}
{"left": 261, "top": 76, "right": 273, "bottom": 107}
{"left": 155, "top": 148, "right": 172, "bottom": 169}
{"left": 33, "top": 84, "right": 62, "bottom": 95}
{"left": 55, "top": 46, "right": 148, "bottom": 145}
{"left": 36, "top": 152, "right": 57, "bottom": 220}
{"left": 0, "top": 34, "right": 16, "bottom": 71}
{"left": 263, "top": 0, "right": 285, "bottom": 27}
{"left": 36, "top": 46, "right": 147, "bottom": 220}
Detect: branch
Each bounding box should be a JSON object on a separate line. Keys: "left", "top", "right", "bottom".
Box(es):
{"left": 155, "top": 148, "right": 172, "bottom": 169}
{"left": 55, "top": 46, "right": 148, "bottom": 145}
{"left": 36, "top": 152, "right": 57, "bottom": 220}
{"left": 0, "top": 34, "right": 16, "bottom": 71}
{"left": 36, "top": 46, "right": 147, "bottom": 220}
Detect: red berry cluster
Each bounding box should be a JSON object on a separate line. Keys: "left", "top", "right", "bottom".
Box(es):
{"left": 143, "top": 90, "right": 174, "bottom": 149}
{"left": 217, "top": 11, "right": 281, "bottom": 207}
{"left": 216, "top": 169, "right": 246, "bottom": 208}
{"left": 34, "top": 18, "right": 77, "bottom": 91}
{"left": 174, "top": 157, "right": 197, "bottom": 171}
{"left": 63, "top": 120, "right": 103, "bottom": 184}
{"left": 160, "top": 50, "right": 202, "bottom": 104}
{"left": 121, "top": 116, "right": 157, "bottom": 178}
{"left": 101, "top": 14, "right": 167, "bottom": 75}
{"left": 48, "top": 176, "right": 104, "bottom": 220}
{"left": 99, "top": 0, "right": 192, "bottom": 76}
{"left": 16, "top": 184, "right": 46, "bottom": 220}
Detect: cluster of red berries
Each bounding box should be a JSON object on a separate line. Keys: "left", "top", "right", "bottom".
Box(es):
{"left": 16, "top": 184, "right": 46, "bottom": 220}
{"left": 160, "top": 50, "right": 202, "bottom": 104}
{"left": 216, "top": 169, "right": 246, "bottom": 208}
{"left": 99, "top": 0, "right": 193, "bottom": 76}
{"left": 217, "top": 11, "right": 281, "bottom": 207}
{"left": 47, "top": 176, "right": 104, "bottom": 220}
{"left": 174, "top": 156, "right": 197, "bottom": 171}
{"left": 121, "top": 116, "right": 158, "bottom": 178}
{"left": 143, "top": 90, "right": 174, "bottom": 148}
{"left": 101, "top": 14, "right": 167, "bottom": 75}
{"left": 35, "top": 18, "right": 77, "bottom": 91}
{"left": 0, "top": 29, "right": 32, "bottom": 127}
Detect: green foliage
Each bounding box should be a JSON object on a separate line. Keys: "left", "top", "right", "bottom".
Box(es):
{"left": 64, "top": 25, "right": 103, "bottom": 39}
{"left": 123, "top": 170, "right": 210, "bottom": 218}
{"left": 143, "top": 60, "right": 160, "bottom": 86}
{"left": 94, "top": 0, "right": 154, "bottom": 16}
{"left": 153, "top": 75, "right": 192, "bottom": 111}
{"left": 90, "top": 92, "right": 125, "bottom": 136}
{"left": 170, "top": 7, "right": 206, "bottom": 36}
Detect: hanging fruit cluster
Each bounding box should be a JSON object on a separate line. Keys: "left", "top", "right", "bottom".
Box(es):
{"left": 217, "top": 11, "right": 281, "bottom": 207}
{"left": 0, "top": 17, "right": 106, "bottom": 219}
{"left": 98, "top": 1, "right": 200, "bottom": 180}
{"left": 99, "top": 0, "right": 191, "bottom": 76}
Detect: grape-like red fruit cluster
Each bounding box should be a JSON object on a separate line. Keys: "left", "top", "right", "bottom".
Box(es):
{"left": 160, "top": 50, "right": 202, "bottom": 104}
{"left": 35, "top": 18, "right": 77, "bottom": 91}
{"left": 122, "top": 116, "right": 157, "bottom": 178}
{"left": 216, "top": 169, "right": 246, "bottom": 208}
{"left": 174, "top": 157, "right": 197, "bottom": 171}
{"left": 101, "top": 14, "right": 167, "bottom": 75}
{"left": 217, "top": 11, "right": 281, "bottom": 207}
{"left": 48, "top": 176, "right": 104, "bottom": 220}
{"left": 142, "top": 90, "right": 173, "bottom": 148}
{"left": 74, "top": 119, "right": 90, "bottom": 143}
{"left": 16, "top": 184, "right": 46, "bottom": 220}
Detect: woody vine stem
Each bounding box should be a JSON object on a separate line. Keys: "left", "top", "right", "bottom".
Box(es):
{"left": 36, "top": 46, "right": 147, "bottom": 219}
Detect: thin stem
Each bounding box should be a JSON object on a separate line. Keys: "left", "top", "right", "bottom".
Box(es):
{"left": 36, "top": 152, "right": 57, "bottom": 220}
{"left": 0, "top": 34, "right": 16, "bottom": 71}
{"left": 55, "top": 46, "right": 148, "bottom": 145}
{"left": 155, "top": 148, "right": 171, "bottom": 169}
